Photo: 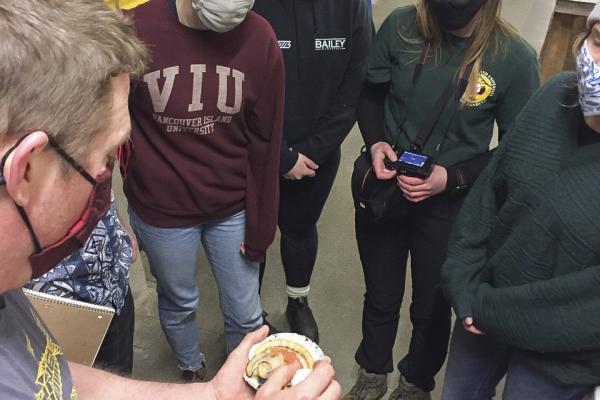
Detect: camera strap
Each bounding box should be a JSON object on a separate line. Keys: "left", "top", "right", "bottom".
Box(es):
{"left": 411, "top": 60, "right": 475, "bottom": 153}
{"left": 389, "top": 43, "right": 430, "bottom": 150}
{"left": 391, "top": 42, "right": 475, "bottom": 153}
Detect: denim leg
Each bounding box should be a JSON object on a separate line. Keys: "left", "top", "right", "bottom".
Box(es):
{"left": 441, "top": 320, "right": 510, "bottom": 400}
{"left": 202, "top": 210, "right": 263, "bottom": 353}
{"left": 128, "top": 209, "right": 204, "bottom": 371}
{"left": 503, "top": 357, "right": 593, "bottom": 400}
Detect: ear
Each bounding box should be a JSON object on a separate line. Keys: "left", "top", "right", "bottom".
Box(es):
{"left": 4, "top": 132, "right": 49, "bottom": 206}
{"left": 589, "top": 23, "right": 600, "bottom": 64}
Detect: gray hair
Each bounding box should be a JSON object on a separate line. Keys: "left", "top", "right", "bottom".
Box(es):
{"left": 0, "top": 0, "right": 148, "bottom": 157}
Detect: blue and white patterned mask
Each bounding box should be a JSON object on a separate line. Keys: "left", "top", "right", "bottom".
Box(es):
{"left": 578, "top": 40, "right": 600, "bottom": 116}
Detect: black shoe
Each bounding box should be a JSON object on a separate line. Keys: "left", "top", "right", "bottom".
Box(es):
{"left": 181, "top": 363, "right": 207, "bottom": 383}
{"left": 262, "top": 311, "right": 280, "bottom": 335}
{"left": 286, "top": 296, "right": 319, "bottom": 343}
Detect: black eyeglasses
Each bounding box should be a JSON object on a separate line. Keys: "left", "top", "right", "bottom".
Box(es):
{"left": 0, "top": 135, "right": 97, "bottom": 187}
{"left": 47, "top": 137, "right": 97, "bottom": 186}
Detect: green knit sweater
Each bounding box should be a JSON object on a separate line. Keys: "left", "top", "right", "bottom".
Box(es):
{"left": 441, "top": 72, "right": 600, "bottom": 386}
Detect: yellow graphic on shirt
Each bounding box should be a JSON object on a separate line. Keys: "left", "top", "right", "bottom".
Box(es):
{"left": 26, "top": 308, "right": 76, "bottom": 400}
{"left": 104, "top": 0, "right": 150, "bottom": 10}
{"left": 34, "top": 331, "right": 64, "bottom": 400}
{"left": 465, "top": 70, "right": 496, "bottom": 107}
{"left": 25, "top": 334, "right": 35, "bottom": 358}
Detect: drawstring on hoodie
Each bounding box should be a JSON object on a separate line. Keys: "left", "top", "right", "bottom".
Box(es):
{"left": 292, "top": 0, "right": 301, "bottom": 75}
{"left": 292, "top": 0, "right": 318, "bottom": 75}
{"left": 311, "top": 1, "right": 317, "bottom": 33}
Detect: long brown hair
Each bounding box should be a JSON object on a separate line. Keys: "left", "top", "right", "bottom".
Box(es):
{"left": 400, "top": 0, "right": 520, "bottom": 102}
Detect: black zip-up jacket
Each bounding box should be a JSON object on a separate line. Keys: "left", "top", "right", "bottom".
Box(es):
{"left": 253, "top": 0, "right": 372, "bottom": 174}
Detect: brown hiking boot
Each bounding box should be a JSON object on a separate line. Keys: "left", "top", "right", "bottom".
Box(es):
{"left": 342, "top": 368, "right": 388, "bottom": 400}
{"left": 387, "top": 374, "right": 431, "bottom": 400}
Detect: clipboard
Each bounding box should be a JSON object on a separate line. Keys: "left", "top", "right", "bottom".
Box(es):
{"left": 23, "top": 288, "right": 115, "bottom": 366}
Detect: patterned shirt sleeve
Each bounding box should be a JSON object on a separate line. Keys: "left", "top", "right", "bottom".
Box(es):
{"left": 25, "top": 190, "right": 133, "bottom": 315}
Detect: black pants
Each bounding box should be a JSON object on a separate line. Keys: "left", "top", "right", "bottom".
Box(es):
{"left": 354, "top": 192, "right": 465, "bottom": 392}
{"left": 94, "top": 287, "right": 135, "bottom": 375}
{"left": 259, "top": 148, "right": 341, "bottom": 290}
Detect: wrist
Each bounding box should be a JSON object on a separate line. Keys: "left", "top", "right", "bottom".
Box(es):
{"left": 440, "top": 166, "right": 448, "bottom": 191}
{"left": 280, "top": 149, "right": 299, "bottom": 175}
{"left": 364, "top": 130, "right": 387, "bottom": 150}
{"left": 370, "top": 141, "right": 389, "bottom": 148}
{"left": 370, "top": 141, "right": 390, "bottom": 155}
{"left": 445, "top": 166, "right": 470, "bottom": 194}
{"left": 207, "top": 380, "right": 219, "bottom": 400}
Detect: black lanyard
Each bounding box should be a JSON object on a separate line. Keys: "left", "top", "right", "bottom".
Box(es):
{"left": 392, "top": 43, "right": 475, "bottom": 154}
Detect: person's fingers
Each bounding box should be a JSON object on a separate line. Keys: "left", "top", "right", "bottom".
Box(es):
{"left": 376, "top": 171, "right": 397, "bottom": 180}
{"left": 397, "top": 179, "right": 430, "bottom": 194}
{"left": 462, "top": 318, "right": 485, "bottom": 334}
{"left": 232, "top": 325, "right": 268, "bottom": 358}
{"left": 304, "top": 157, "right": 319, "bottom": 170}
{"left": 401, "top": 190, "right": 430, "bottom": 200}
{"left": 374, "top": 159, "right": 397, "bottom": 180}
{"left": 292, "top": 360, "right": 336, "bottom": 398}
{"left": 381, "top": 144, "right": 398, "bottom": 162}
{"left": 407, "top": 185, "right": 431, "bottom": 193}
{"left": 465, "top": 325, "right": 485, "bottom": 335}
{"left": 287, "top": 170, "right": 303, "bottom": 180}
{"left": 397, "top": 179, "right": 431, "bottom": 193}
{"left": 376, "top": 170, "right": 397, "bottom": 180}
{"left": 305, "top": 168, "right": 317, "bottom": 178}
{"left": 398, "top": 175, "right": 425, "bottom": 186}
{"left": 319, "top": 380, "right": 342, "bottom": 400}
{"left": 403, "top": 193, "right": 427, "bottom": 203}
{"left": 258, "top": 361, "right": 302, "bottom": 396}
{"left": 372, "top": 157, "right": 385, "bottom": 171}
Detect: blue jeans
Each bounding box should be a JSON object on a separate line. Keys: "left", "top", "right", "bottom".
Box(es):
{"left": 129, "top": 209, "right": 263, "bottom": 371}
{"left": 442, "top": 321, "right": 592, "bottom": 400}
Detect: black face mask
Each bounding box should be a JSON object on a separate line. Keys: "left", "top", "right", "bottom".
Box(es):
{"left": 430, "top": 0, "right": 488, "bottom": 31}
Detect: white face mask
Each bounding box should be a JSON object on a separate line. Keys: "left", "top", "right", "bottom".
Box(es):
{"left": 191, "top": 0, "right": 255, "bottom": 33}
{"left": 577, "top": 40, "right": 600, "bottom": 116}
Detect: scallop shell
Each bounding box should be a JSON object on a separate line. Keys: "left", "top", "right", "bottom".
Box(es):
{"left": 244, "top": 333, "right": 325, "bottom": 390}
{"left": 245, "top": 352, "right": 285, "bottom": 380}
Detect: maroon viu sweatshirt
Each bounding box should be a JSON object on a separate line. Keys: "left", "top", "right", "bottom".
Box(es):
{"left": 123, "top": 0, "right": 285, "bottom": 262}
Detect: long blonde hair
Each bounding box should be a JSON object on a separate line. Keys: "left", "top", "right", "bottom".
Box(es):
{"left": 401, "top": 0, "right": 519, "bottom": 102}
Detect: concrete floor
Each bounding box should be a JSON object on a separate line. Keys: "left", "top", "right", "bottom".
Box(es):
{"left": 114, "top": 1, "right": 555, "bottom": 398}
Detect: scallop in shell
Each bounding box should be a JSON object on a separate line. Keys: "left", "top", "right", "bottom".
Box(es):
{"left": 244, "top": 333, "right": 325, "bottom": 390}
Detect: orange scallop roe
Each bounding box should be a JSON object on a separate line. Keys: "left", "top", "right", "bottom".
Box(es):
{"left": 267, "top": 347, "right": 299, "bottom": 364}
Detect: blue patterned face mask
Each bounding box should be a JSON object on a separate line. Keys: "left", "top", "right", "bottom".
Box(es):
{"left": 578, "top": 40, "right": 600, "bottom": 116}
